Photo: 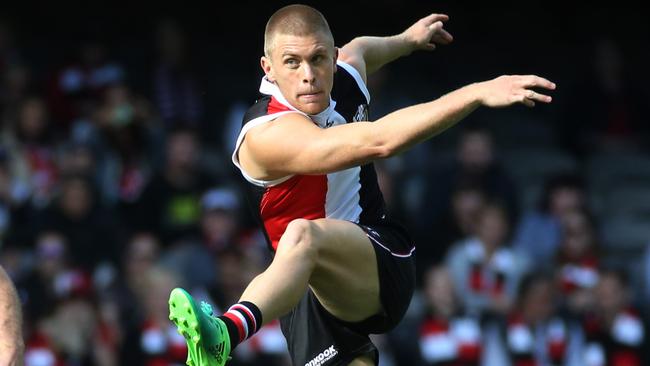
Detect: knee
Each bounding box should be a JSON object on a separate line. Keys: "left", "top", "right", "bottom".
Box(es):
{"left": 278, "top": 219, "right": 320, "bottom": 259}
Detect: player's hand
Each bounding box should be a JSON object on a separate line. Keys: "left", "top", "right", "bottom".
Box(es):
{"left": 402, "top": 13, "right": 453, "bottom": 52}
{"left": 477, "top": 75, "right": 556, "bottom": 108}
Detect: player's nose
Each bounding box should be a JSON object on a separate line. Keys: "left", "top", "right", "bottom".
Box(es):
{"left": 301, "top": 64, "right": 316, "bottom": 84}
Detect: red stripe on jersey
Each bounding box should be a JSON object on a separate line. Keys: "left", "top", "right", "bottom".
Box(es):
{"left": 268, "top": 96, "right": 292, "bottom": 114}
{"left": 261, "top": 174, "right": 327, "bottom": 250}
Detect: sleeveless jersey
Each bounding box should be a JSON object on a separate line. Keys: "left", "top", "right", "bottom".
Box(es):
{"left": 232, "top": 61, "right": 388, "bottom": 250}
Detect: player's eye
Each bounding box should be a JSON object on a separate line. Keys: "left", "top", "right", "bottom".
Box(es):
{"left": 285, "top": 58, "right": 299, "bottom": 68}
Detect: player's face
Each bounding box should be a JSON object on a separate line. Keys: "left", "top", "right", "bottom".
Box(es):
{"left": 262, "top": 32, "right": 337, "bottom": 115}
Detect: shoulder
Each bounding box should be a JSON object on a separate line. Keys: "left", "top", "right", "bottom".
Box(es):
{"left": 246, "top": 112, "right": 315, "bottom": 141}
{"left": 337, "top": 48, "right": 367, "bottom": 84}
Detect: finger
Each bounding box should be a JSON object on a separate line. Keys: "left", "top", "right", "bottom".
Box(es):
{"left": 533, "top": 92, "right": 553, "bottom": 103}
{"left": 524, "top": 75, "right": 556, "bottom": 90}
{"left": 432, "top": 29, "right": 454, "bottom": 44}
{"left": 428, "top": 21, "right": 444, "bottom": 33}
{"left": 521, "top": 96, "right": 536, "bottom": 108}
{"left": 525, "top": 89, "right": 553, "bottom": 103}
{"left": 424, "top": 43, "right": 437, "bottom": 51}
{"left": 422, "top": 13, "right": 449, "bottom": 24}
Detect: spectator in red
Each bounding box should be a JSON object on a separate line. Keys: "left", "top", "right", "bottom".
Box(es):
{"left": 46, "top": 40, "right": 124, "bottom": 129}
{"left": 496, "top": 272, "right": 582, "bottom": 366}
{"left": 446, "top": 201, "right": 530, "bottom": 318}
{"left": 418, "top": 264, "right": 482, "bottom": 365}
{"left": 554, "top": 209, "right": 601, "bottom": 316}
{"left": 581, "top": 268, "right": 647, "bottom": 366}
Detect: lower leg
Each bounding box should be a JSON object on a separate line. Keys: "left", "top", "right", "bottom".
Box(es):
{"left": 220, "top": 220, "right": 318, "bottom": 347}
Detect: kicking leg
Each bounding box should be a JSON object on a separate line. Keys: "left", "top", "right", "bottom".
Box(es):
{"left": 170, "top": 218, "right": 382, "bottom": 365}
{"left": 240, "top": 218, "right": 381, "bottom": 324}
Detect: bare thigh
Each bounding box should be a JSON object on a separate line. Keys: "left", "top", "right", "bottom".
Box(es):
{"left": 307, "top": 219, "right": 381, "bottom": 323}
{"left": 348, "top": 355, "right": 375, "bottom": 366}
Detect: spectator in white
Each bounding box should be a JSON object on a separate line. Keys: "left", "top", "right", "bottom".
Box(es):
{"left": 487, "top": 271, "right": 582, "bottom": 366}
{"left": 20, "top": 231, "right": 97, "bottom": 366}
{"left": 554, "top": 209, "right": 601, "bottom": 317}
{"left": 581, "top": 268, "right": 647, "bottom": 366}
{"left": 513, "top": 173, "right": 586, "bottom": 267}
{"left": 446, "top": 201, "right": 530, "bottom": 318}
{"left": 47, "top": 41, "right": 124, "bottom": 127}
{"left": 19, "top": 232, "right": 93, "bottom": 323}
{"left": 134, "top": 266, "right": 188, "bottom": 366}
{"left": 418, "top": 264, "right": 482, "bottom": 365}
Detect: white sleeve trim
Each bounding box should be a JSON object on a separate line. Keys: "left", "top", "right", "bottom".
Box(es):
{"left": 336, "top": 60, "right": 371, "bottom": 104}
{"left": 231, "top": 111, "right": 300, "bottom": 187}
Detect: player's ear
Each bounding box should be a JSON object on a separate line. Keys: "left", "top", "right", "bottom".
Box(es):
{"left": 333, "top": 47, "right": 339, "bottom": 73}
{"left": 261, "top": 56, "right": 275, "bottom": 82}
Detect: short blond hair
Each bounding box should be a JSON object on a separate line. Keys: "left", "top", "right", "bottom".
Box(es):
{"left": 264, "top": 4, "right": 334, "bottom": 57}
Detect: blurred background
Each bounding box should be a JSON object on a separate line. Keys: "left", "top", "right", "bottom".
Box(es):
{"left": 1, "top": 0, "right": 650, "bottom": 365}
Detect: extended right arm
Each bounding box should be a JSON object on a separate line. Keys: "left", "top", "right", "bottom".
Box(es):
{"left": 238, "top": 75, "right": 555, "bottom": 180}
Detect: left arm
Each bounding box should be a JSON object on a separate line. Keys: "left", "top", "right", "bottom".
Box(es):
{"left": 338, "top": 13, "right": 453, "bottom": 82}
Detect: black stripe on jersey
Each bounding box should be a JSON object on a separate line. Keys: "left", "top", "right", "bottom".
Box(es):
{"left": 358, "top": 163, "right": 387, "bottom": 225}
{"left": 240, "top": 96, "right": 275, "bottom": 251}
{"left": 242, "top": 95, "right": 272, "bottom": 125}
{"left": 240, "top": 176, "right": 275, "bottom": 251}
{"left": 332, "top": 66, "right": 368, "bottom": 120}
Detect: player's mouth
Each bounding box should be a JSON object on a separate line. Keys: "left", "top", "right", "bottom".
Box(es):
{"left": 298, "top": 91, "right": 323, "bottom": 101}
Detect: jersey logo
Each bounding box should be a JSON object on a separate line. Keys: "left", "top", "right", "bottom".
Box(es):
{"left": 305, "top": 345, "right": 338, "bottom": 366}
{"left": 353, "top": 104, "right": 369, "bottom": 122}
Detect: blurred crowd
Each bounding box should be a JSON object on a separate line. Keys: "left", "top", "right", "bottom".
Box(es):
{"left": 2, "top": 9, "right": 650, "bottom": 366}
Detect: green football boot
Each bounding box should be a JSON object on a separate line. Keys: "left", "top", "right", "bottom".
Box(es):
{"left": 168, "top": 288, "right": 231, "bottom": 366}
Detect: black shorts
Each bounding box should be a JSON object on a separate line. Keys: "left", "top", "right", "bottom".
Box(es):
{"left": 279, "top": 221, "right": 416, "bottom": 366}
